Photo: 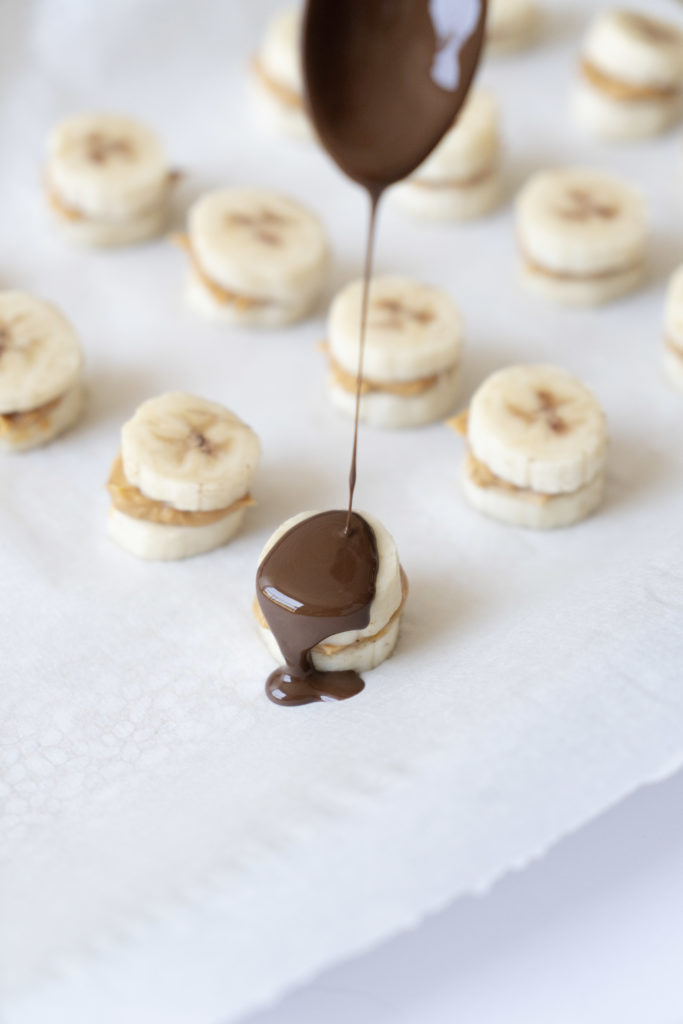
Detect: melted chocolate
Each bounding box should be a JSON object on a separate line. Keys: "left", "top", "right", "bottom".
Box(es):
{"left": 258, "top": 1, "right": 486, "bottom": 706}
{"left": 257, "top": 511, "right": 379, "bottom": 706}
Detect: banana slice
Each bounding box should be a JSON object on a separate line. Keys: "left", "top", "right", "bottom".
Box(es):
{"left": 46, "top": 113, "right": 175, "bottom": 247}
{"left": 574, "top": 10, "right": 683, "bottom": 141}
{"left": 182, "top": 187, "right": 329, "bottom": 328}
{"left": 663, "top": 264, "right": 683, "bottom": 394}
{"left": 391, "top": 91, "right": 503, "bottom": 221}
{"left": 254, "top": 510, "right": 407, "bottom": 674}
{"left": 251, "top": 6, "right": 313, "bottom": 141}
{"left": 109, "top": 393, "right": 260, "bottom": 560}
{"left": 486, "top": 0, "right": 540, "bottom": 56}
{"left": 516, "top": 168, "right": 647, "bottom": 306}
{"left": 455, "top": 365, "right": 608, "bottom": 529}
{"left": 326, "top": 274, "right": 464, "bottom": 428}
{"left": 0, "top": 291, "right": 84, "bottom": 452}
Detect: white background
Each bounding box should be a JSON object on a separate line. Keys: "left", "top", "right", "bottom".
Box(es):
{"left": 244, "top": 770, "right": 683, "bottom": 1024}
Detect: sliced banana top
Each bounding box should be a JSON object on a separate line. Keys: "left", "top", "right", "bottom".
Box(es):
{"left": 487, "top": 0, "right": 538, "bottom": 40}
{"left": 412, "top": 91, "right": 500, "bottom": 182}
{"left": 47, "top": 113, "right": 169, "bottom": 218}
{"left": 328, "top": 275, "right": 464, "bottom": 382}
{"left": 258, "top": 509, "right": 402, "bottom": 647}
{"left": 582, "top": 9, "right": 683, "bottom": 87}
{"left": 468, "top": 365, "right": 607, "bottom": 494}
{"left": 188, "top": 188, "right": 329, "bottom": 300}
{"left": 0, "top": 291, "right": 83, "bottom": 414}
{"left": 664, "top": 265, "right": 683, "bottom": 347}
{"left": 516, "top": 168, "right": 647, "bottom": 275}
{"left": 258, "top": 6, "right": 304, "bottom": 94}
{"left": 120, "top": 393, "right": 261, "bottom": 512}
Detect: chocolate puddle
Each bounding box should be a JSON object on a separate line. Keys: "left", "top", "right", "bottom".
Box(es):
{"left": 256, "top": 511, "right": 378, "bottom": 705}
{"left": 257, "top": 0, "right": 487, "bottom": 706}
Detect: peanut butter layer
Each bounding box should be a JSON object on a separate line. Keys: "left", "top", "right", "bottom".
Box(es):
{"left": 523, "top": 250, "right": 641, "bottom": 283}
{"left": 412, "top": 163, "right": 497, "bottom": 190}
{"left": 107, "top": 454, "right": 254, "bottom": 527}
{"left": 581, "top": 58, "right": 679, "bottom": 102}
{"left": 466, "top": 451, "right": 552, "bottom": 506}
{"left": 446, "top": 409, "right": 469, "bottom": 435}
{"left": 0, "top": 394, "right": 63, "bottom": 442}
{"left": 666, "top": 335, "right": 683, "bottom": 358}
{"left": 174, "top": 233, "right": 266, "bottom": 311}
{"left": 254, "top": 568, "right": 409, "bottom": 655}
{"left": 46, "top": 172, "right": 178, "bottom": 225}
{"left": 251, "top": 56, "right": 304, "bottom": 110}
{"left": 327, "top": 350, "right": 449, "bottom": 397}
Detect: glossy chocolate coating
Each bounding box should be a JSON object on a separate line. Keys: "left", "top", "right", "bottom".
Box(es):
{"left": 257, "top": 511, "right": 379, "bottom": 706}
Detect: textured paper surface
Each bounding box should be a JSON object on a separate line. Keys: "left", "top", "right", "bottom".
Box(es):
{"left": 2, "top": 1, "right": 683, "bottom": 1021}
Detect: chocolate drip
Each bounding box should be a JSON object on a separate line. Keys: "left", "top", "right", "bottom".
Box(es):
{"left": 257, "top": 1, "right": 486, "bottom": 705}
{"left": 257, "top": 511, "right": 379, "bottom": 706}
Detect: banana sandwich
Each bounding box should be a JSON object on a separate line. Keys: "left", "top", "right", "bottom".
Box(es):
{"left": 46, "top": 113, "right": 177, "bottom": 247}
{"left": 179, "top": 187, "right": 329, "bottom": 327}
{"left": 251, "top": 6, "right": 313, "bottom": 141}
{"left": 107, "top": 393, "right": 261, "bottom": 560}
{"left": 574, "top": 9, "right": 683, "bottom": 141}
{"left": 516, "top": 167, "right": 648, "bottom": 307}
{"left": 325, "top": 274, "right": 464, "bottom": 428}
{"left": 0, "top": 291, "right": 84, "bottom": 452}
{"left": 451, "top": 364, "right": 608, "bottom": 529}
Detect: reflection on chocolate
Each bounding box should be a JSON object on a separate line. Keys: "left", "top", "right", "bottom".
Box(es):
{"left": 257, "top": 1, "right": 486, "bottom": 705}
{"left": 257, "top": 511, "right": 379, "bottom": 706}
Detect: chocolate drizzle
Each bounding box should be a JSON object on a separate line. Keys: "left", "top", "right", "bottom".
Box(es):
{"left": 257, "top": 0, "right": 487, "bottom": 706}
{"left": 257, "top": 511, "right": 379, "bottom": 705}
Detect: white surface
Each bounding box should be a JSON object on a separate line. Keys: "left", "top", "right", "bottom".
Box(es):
{"left": 243, "top": 769, "right": 683, "bottom": 1024}
{"left": 2, "top": 1, "right": 683, "bottom": 1023}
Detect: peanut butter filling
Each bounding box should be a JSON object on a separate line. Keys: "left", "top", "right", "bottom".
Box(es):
{"left": 254, "top": 568, "right": 409, "bottom": 656}
{"left": 173, "top": 233, "right": 267, "bottom": 312}
{"left": 665, "top": 335, "right": 683, "bottom": 358}
{"left": 107, "top": 453, "right": 254, "bottom": 527}
{"left": 46, "top": 172, "right": 178, "bottom": 225}
{"left": 523, "top": 249, "right": 641, "bottom": 283}
{"left": 251, "top": 56, "right": 304, "bottom": 110}
{"left": 0, "top": 394, "right": 63, "bottom": 442}
{"left": 465, "top": 451, "right": 552, "bottom": 506}
{"left": 581, "top": 58, "right": 680, "bottom": 102}
{"left": 327, "top": 349, "right": 451, "bottom": 398}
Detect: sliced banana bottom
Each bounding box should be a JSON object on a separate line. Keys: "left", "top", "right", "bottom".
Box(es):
{"left": 392, "top": 166, "right": 503, "bottom": 221}
{"left": 461, "top": 455, "right": 605, "bottom": 530}
{"left": 254, "top": 510, "right": 407, "bottom": 676}
{"left": 453, "top": 364, "right": 608, "bottom": 529}
{"left": 573, "top": 77, "right": 682, "bottom": 142}
{"left": 663, "top": 342, "right": 683, "bottom": 395}
{"left": 250, "top": 7, "right": 313, "bottom": 142}
{"left": 328, "top": 362, "right": 461, "bottom": 429}
{"left": 107, "top": 392, "right": 260, "bottom": 561}
{"left": 0, "top": 382, "right": 84, "bottom": 453}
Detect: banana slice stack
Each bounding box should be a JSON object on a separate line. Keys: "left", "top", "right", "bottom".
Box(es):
{"left": 574, "top": 10, "right": 683, "bottom": 141}
{"left": 326, "top": 274, "right": 464, "bottom": 428}
{"left": 46, "top": 113, "right": 175, "bottom": 247}
{"left": 516, "top": 168, "right": 647, "bottom": 306}
{"left": 0, "top": 291, "right": 84, "bottom": 452}
{"left": 455, "top": 365, "right": 608, "bottom": 529}
{"left": 181, "top": 187, "right": 329, "bottom": 327}
{"left": 486, "top": 0, "right": 540, "bottom": 56}
{"left": 391, "top": 91, "right": 503, "bottom": 221}
{"left": 251, "top": 6, "right": 313, "bottom": 141}
{"left": 663, "top": 265, "right": 683, "bottom": 394}
{"left": 254, "top": 510, "right": 408, "bottom": 674}
{"left": 107, "top": 393, "right": 261, "bottom": 560}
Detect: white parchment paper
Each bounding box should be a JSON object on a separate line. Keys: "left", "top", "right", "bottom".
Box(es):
{"left": 1, "top": 1, "right": 682, "bottom": 1021}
